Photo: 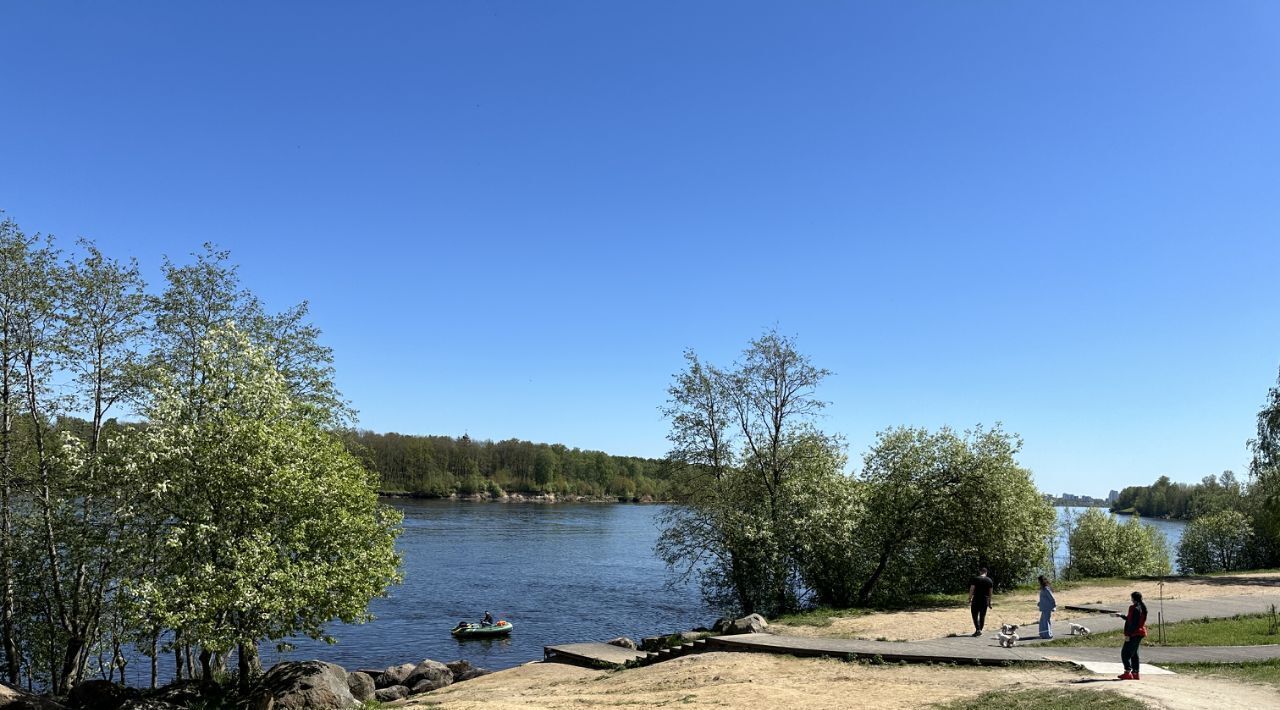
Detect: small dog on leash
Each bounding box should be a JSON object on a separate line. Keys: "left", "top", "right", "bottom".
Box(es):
{"left": 996, "top": 624, "right": 1019, "bottom": 648}
{"left": 1068, "top": 623, "right": 1091, "bottom": 636}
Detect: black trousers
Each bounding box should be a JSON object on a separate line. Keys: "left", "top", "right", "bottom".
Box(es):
{"left": 1121, "top": 636, "right": 1142, "bottom": 673}
{"left": 971, "top": 602, "right": 988, "bottom": 631}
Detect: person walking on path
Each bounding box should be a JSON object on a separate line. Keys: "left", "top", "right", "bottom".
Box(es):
{"left": 968, "top": 567, "right": 994, "bottom": 637}
{"left": 1037, "top": 575, "right": 1056, "bottom": 639}
{"left": 1115, "top": 591, "right": 1148, "bottom": 680}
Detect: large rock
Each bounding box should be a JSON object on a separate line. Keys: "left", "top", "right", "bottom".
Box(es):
{"left": 1, "top": 682, "right": 64, "bottom": 709}
{"left": 258, "top": 660, "right": 357, "bottom": 709}
{"left": 144, "top": 681, "right": 202, "bottom": 707}
{"left": 727, "top": 613, "right": 768, "bottom": 635}
{"left": 404, "top": 660, "right": 452, "bottom": 693}
{"left": 605, "top": 637, "right": 637, "bottom": 650}
{"left": 373, "top": 685, "right": 408, "bottom": 702}
{"left": 374, "top": 662, "right": 415, "bottom": 689}
{"left": 346, "top": 672, "right": 375, "bottom": 702}
{"left": 67, "top": 680, "right": 136, "bottom": 709}
{"left": 445, "top": 660, "right": 490, "bottom": 683}
{"left": 118, "top": 701, "right": 183, "bottom": 710}
{"left": 711, "top": 617, "right": 733, "bottom": 634}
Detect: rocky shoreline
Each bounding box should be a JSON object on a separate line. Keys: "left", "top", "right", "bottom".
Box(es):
{"left": 378, "top": 490, "right": 666, "bottom": 503}
{"left": 0, "top": 613, "right": 772, "bottom": 710}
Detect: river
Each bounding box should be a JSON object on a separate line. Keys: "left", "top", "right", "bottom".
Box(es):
{"left": 261, "top": 500, "right": 711, "bottom": 675}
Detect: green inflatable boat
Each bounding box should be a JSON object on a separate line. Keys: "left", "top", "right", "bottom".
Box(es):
{"left": 451, "top": 620, "right": 513, "bottom": 638}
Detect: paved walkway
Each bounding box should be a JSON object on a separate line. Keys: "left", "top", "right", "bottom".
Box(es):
{"left": 708, "top": 591, "right": 1280, "bottom": 668}
{"left": 543, "top": 589, "right": 1280, "bottom": 670}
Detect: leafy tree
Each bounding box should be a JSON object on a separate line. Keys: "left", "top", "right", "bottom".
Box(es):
{"left": 852, "top": 425, "right": 1052, "bottom": 605}
{"left": 1065, "top": 508, "right": 1170, "bottom": 579}
{"left": 1248, "top": 364, "right": 1280, "bottom": 565}
{"left": 1176, "top": 510, "right": 1253, "bottom": 574}
{"left": 657, "top": 332, "right": 843, "bottom": 616}
{"left": 126, "top": 325, "right": 401, "bottom": 694}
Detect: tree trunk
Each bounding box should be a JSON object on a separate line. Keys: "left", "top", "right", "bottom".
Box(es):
{"left": 856, "top": 548, "right": 894, "bottom": 607}
{"left": 237, "top": 641, "right": 261, "bottom": 696}
{"left": 198, "top": 648, "right": 213, "bottom": 689}
{"left": 150, "top": 634, "right": 158, "bottom": 690}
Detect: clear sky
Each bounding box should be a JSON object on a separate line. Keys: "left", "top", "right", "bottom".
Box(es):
{"left": 2, "top": 2, "right": 1278, "bottom": 497}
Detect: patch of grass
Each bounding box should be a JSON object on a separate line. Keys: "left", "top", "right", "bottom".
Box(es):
{"left": 1164, "top": 659, "right": 1280, "bottom": 688}
{"left": 1043, "top": 612, "right": 1280, "bottom": 647}
{"left": 933, "top": 687, "right": 1143, "bottom": 709}
{"left": 773, "top": 607, "right": 858, "bottom": 627}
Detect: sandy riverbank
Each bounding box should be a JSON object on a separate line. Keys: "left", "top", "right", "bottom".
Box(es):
{"left": 394, "top": 651, "right": 1279, "bottom": 709}
{"left": 392, "top": 573, "right": 1280, "bottom": 709}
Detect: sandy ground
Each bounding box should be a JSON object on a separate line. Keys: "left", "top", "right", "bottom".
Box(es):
{"left": 773, "top": 572, "right": 1280, "bottom": 641}
{"left": 392, "top": 574, "right": 1280, "bottom": 709}
{"left": 395, "top": 652, "right": 1280, "bottom": 709}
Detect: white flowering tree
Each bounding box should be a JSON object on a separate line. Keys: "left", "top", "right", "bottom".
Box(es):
{"left": 128, "top": 325, "right": 401, "bottom": 693}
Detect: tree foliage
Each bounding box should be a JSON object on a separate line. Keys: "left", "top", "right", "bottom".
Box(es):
{"left": 656, "top": 334, "right": 1053, "bottom": 614}
{"left": 0, "top": 215, "right": 399, "bottom": 695}
{"left": 657, "top": 332, "right": 844, "bottom": 616}
{"left": 1176, "top": 509, "right": 1253, "bottom": 574}
{"left": 346, "top": 430, "right": 671, "bottom": 500}
{"left": 127, "top": 326, "right": 400, "bottom": 691}
{"left": 1110, "top": 472, "right": 1244, "bottom": 520}
{"left": 1064, "top": 508, "right": 1170, "bottom": 579}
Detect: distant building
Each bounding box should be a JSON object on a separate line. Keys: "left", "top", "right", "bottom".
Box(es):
{"left": 1108, "top": 489, "right": 1119, "bottom": 503}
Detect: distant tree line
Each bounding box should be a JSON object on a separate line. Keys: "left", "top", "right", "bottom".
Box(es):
{"left": 343, "top": 431, "right": 675, "bottom": 500}
{"left": 1110, "top": 472, "right": 1243, "bottom": 519}
{"left": 0, "top": 216, "right": 399, "bottom": 697}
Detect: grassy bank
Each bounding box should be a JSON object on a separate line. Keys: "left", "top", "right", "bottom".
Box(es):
{"left": 1043, "top": 612, "right": 1280, "bottom": 647}
{"left": 1165, "top": 659, "right": 1280, "bottom": 689}
{"left": 934, "top": 688, "right": 1143, "bottom": 709}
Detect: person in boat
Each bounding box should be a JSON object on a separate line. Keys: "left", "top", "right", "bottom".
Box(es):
{"left": 482, "top": 611, "right": 494, "bottom": 626}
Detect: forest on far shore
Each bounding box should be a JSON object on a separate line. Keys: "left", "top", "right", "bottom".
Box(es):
{"left": 343, "top": 430, "right": 675, "bottom": 500}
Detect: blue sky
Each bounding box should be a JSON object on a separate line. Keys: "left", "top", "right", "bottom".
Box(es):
{"left": 2, "top": 2, "right": 1278, "bottom": 496}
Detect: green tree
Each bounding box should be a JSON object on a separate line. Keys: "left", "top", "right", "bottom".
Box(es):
{"left": 1065, "top": 508, "right": 1170, "bottom": 579}
{"left": 126, "top": 325, "right": 401, "bottom": 694}
{"left": 852, "top": 425, "right": 1052, "bottom": 605}
{"left": 1176, "top": 509, "right": 1253, "bottom": 574}
{"left": 1248, "top": 364, "right": 1280, "bottom": 565}
{"left": 657, "top": 332, "right": 842, "bottom": 616}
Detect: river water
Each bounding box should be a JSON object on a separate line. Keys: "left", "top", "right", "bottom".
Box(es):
{"left": 261, "top": 500, "right": 712, "bottom": 675}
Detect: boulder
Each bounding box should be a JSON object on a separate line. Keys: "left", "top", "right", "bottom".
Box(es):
{"left": 711, "top": 617, "right": 734, "bottom": 634}
{"left": 374, "top": 662, "right": 416, "bottom": 688}
{"left": 1, "top": 682, "right": 65, "bottom": 710}
{"left": 143, "top": 681, "right": 201, "bottom": 707}
{"left": 346, "top": 672, "right": 375, "bottom": 702}
{"left": 728, "top": 613, "right": 768, "bottom": 635}
{"left": 445, "top": 660, "right": 490, "bottom": 683}
{"left": 404, "top": 660, "right": 452, "bottom": 692}
{"left": 67, "top": 680, "right": 136, "bottom": 709}
{"left": 639, "top": 636, "right": 664, "bottom": 652}
{"left": 605, "top": 637, "right": 637, "bottom": 650}
{"left": 118, "top": 701, "right": 183, "bottom": 710}
{"left": 258, "top": 660, "right": 357, "bottom": 709}
{"left": 373, "top": 685, "right": 408, "bottom": 702}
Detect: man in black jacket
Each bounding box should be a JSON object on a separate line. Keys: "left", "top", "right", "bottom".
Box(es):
{"left": 968, "top": 567, "right": 994, "bottom": 637}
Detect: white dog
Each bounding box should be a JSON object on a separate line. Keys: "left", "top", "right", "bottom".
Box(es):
{"left": 1068, "top": 623, "right": 1091, "bottom": 636}
{"left": 996, "top": 623, "right": 1019, "bottom": 648}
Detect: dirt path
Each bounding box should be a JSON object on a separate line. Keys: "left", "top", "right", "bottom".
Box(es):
{"left": 775, "top": 573, "right": 1280, "bottom": 642}
{"left": 1079, "top": 673, "right": 1280, "bottom": 709}
{"left": 396, "top": 652, "right": 1278, "bottom": 709}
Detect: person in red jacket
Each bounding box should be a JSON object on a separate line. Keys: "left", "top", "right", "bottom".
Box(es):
{"left": 1114, "top": 591, "right": 1148, "bottom": 680}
